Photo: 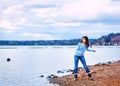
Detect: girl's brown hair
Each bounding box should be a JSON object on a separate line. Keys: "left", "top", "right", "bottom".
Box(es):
{"left": 81, "top": 36, "right": 89, "bottom": 48}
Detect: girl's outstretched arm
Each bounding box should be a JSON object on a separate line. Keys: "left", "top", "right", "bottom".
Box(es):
{"left": 86, "top": 48, "right": 96, "bottom": 52}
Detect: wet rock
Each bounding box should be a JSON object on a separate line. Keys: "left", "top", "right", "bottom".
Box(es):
{"left": 57, "top": 70, "right": 64, "bottom": 73}
{"left": 67, "top": 70, "right": 70, "bottom": 72}
{"left": 7, "top": 58, "right": 11, "bottom": 62}
{"left": 47, "top": 75, "right": 52, "bottom": 79}
{"left": 101, "top": 63, "right": 106, "bottom": 65}
{"left": 51, "top": 74, "right": 58, "bottom": 78}
{"left": 47, "top": 74, "right": 58, "bottom": 79}
{"left": 47, "top": 74, "right": 58, "bottom": 82}
{"left": 95, "top": 63, "right": 102, "bottom": 66}
{"left": 107, "top": 61, "right": 112, "bottom": 64}
{"left": 117, "top": 60, "right": 120, "bottom": 62}
{"left": 69, "top": 69, "right": 74, "bottom": 72}
{"left": 66, "top": 69, "right": 74, "bottom": 73}
{"left": 72, "top": 72, "right": 74, "bottom": 74}
{"left": 53, "top": 75, "right": 58, "bottom": 78}
{"left": 39, "top": 75, "right": 44, "bottom": 77}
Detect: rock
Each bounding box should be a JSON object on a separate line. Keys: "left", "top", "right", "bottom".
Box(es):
{"left": 53, "top": 75, "right": 58, "bottom": 78}
{"left": 69, "top": 69, "right": 74, "bottom": 72}
{"left": 101, "top": 63, "right": 106, "bottom": 65}
{"left": 57, "top": 70, "right": 64, "bottom": 73}
{"left": 107, "top": 61, "right": 112, "bottom": 64}
{"left": 47, "top": 75, "right": 53, "bottom": 82}
{"left": 51, "top": 74, "right": 58, "bottom": 78}
{"left": 117, "top": 60, "right": 120, "bottom": 62}
{"left": 7, "top": 58, "right": 11, "bottom": 62}
{"left": 39, "top": 75, "right": 44, "bottom": 77}
{"left": 47, "top": 74, "right": 59, "bottom": 83}
{"left": 67, "top": 70, "right": 70, "bottom": 72}
{"left": 47, "top": 75, "right": 52, "bottom": 78}
{"left": 51, "top": 74, "right": 54, "bottom": 76}
{"left": 95, "top": 63, "right": 101, "bottom": 66}
{"left": 47, "top": 74, "right": 58, "bottom": 79}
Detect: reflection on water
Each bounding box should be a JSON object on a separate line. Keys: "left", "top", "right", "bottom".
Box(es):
{"left": 0, "top": 46, "right": 120, "bottom": 86}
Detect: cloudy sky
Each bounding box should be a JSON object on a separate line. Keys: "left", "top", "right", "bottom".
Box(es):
{"left": 0, "top": 0, "right": 120, "bottom": 40}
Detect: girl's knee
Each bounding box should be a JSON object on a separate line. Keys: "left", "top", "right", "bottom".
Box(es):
{"left": 84, "top": 65, "right": 88, "bottom": 69}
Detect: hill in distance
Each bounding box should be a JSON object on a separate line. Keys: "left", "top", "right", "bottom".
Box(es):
{"left": 0, "top": 33, "right": 120, "bottom": 46}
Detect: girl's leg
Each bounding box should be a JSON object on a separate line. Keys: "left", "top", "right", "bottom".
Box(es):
{"left": 79, "top": 56, "right": 93, "bottom": 80}
{"left": 79, "top": 56, "right": 90, "bottom": 73}
{"left": 74, "top": 55, "right": 79, "bottom": 80}
{"left": 74, "top": 55, "right": 79, "bottom": 74}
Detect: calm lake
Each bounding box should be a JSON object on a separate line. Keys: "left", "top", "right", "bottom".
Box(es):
{"left": 0, "top": 46, "right": 120, "bottom": 86}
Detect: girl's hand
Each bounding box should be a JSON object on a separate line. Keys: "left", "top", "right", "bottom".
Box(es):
{"left": 93, "top": 50, "right": 96, "bottom": 52}
{"left": 80, "top": 52, "right": 83, "bottom": 54}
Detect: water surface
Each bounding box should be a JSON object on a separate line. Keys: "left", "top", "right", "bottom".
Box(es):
{"left": 0, "top": 46, "right": 120, "bottom": 86}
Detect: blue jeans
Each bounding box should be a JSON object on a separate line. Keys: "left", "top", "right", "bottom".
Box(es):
{"left": 74, "top": 55, "right": 90, "bottom": 74}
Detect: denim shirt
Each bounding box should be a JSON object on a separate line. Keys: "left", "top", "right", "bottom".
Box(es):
{"left": 75, "top": 43, "right": 94, "bottom": 56}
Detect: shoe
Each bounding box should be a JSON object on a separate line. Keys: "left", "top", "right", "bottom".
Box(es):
{"left": 74, "top": 74, "right": 78, "bottom": 81}
{"left": 89, "top": 76, "right": 93, "bottom": 80}
{"left": 74, "top": 78, "right": 77, "bottom": 81}
{"left": 88, "top": 73, "right": 93, "bottom": 80}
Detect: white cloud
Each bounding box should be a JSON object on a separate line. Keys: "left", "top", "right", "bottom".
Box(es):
{"left": 0, "top": 0, "right": 120, "bottom": 40}
{"left": 77, "top": 23, "right": 120, "bottom": 38}
{"left": 56, "top": 0, "right": 120, "bottom": 21}
{"left": 25, "top": 0, "right": 74, "bottom": 6}
{"left": 2, "top": 5, "right": 23, "bottom": 15}
{"left": 12, "top": 18, "right": 27, "bottom": 26}
{"left": 20, "top": 32, "right": 32, "bottom": 36}
{"left": 30, "top": 8, "right": 57, "bottom": 19}
{"left": 5, "top": 30, "right": 15, "bottom": 33}
{"left": 0, "top": 4, "right": 24, "bottom": 32}
{"left": 50, "top": 22, "right": 82, "bottom": 27}
{"left": 0, "top": 20, "right": 19, "bottom": 30}
{"left": 28, "top": 0, "right": 120, "bottom": 23}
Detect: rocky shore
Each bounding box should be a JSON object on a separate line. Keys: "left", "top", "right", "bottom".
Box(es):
{"left": 50, "top": 61, "right": 120, "bottom": 86}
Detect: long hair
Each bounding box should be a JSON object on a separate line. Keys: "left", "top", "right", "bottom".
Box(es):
{"left": 81, "top": 36, "right": 89, "bottom": 48}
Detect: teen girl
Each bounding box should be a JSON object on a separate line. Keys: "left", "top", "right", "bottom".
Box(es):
{"left": 74, "top": 36, "right": 96, "bottom": 81}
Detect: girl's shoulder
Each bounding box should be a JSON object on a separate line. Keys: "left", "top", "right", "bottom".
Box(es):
{"left": 78, "top": 42, "right": 82, "bottom": 46}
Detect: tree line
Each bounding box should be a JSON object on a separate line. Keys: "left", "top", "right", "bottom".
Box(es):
{"left": 0, "top": 33, "right": 119, "bottom": 46}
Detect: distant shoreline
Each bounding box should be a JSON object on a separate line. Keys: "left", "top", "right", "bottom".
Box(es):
{"left": 0, "top": 33, "right": 120, "bottom": 46}
{"left": 0, "top": 45, "right": 120, "bottom": 46}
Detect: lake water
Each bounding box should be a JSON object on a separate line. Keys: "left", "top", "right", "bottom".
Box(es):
{"left": 0, "top": 46, "right": 120, "bottom": 86}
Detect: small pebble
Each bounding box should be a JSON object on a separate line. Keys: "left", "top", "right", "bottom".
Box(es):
{"left": 39, "top": 75, "right": 44, "bottom": 77}
{"left": 7, "top": 58, "right": 11, "bottom": 62}
{"left": 57, "top": 70, "right": 64, "bottom": 73}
